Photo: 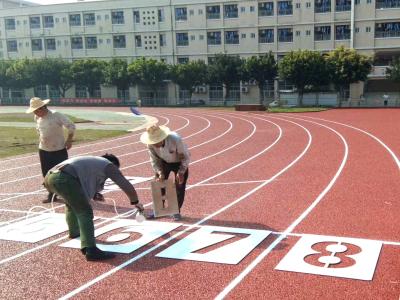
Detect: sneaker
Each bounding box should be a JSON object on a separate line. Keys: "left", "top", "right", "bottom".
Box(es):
{"left": 146, "top": 212, "right": 155, "bottom": 220}
{"left": 85, "top": 247, "right": 115, "bottom": 261}
{"left": 69, "top": 233, "right": 80, "bottom": 239}
{"left": 172, "top": 213, "right": 182, "bottom": 221}
{"left": 42, "top": 193, "right": 54, "bottom": 204}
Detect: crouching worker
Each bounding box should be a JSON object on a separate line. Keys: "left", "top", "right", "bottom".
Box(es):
{"left": 44, "top": 153, "right": 143, "bottom": 261}
{"left": 140, "top": 125, "right": 190, "bottom": 221}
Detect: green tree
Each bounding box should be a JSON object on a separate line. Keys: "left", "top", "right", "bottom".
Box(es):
{"left": 71, "top": 59, "right": 106, "bottom": 97}
{"left": 207, "top": 53, "right": 244, "bottom": 104}
{"left": 103, "top": 58, "right": 131, "bottom": 91}
{"left": 127, "top": 58, "right": 169, "bottom": 102}
{"left": 326, "top": 46, "right": 372, "bottom": 107}
{"left": 278, "top": 50, "right": 328, "bottom": 106}
{"left": 5, "top": 58, "right": 35, "bottom": 90}
{"left": 243, "top": 52, "right": 277, "bottom": 104}
{"left": 170, "top": 60, "right": 208, "bottom": 105}
{"left": 0, "top": 60, "right": 13, "bottom": 94}
{"left": 386, "top": 57, "right": 400, "bottom": 105}
{"left": 28, "top": 58, "right": 73, "bottom": 97}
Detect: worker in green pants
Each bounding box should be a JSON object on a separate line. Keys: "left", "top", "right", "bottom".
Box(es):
{"left": 44, "top": 153, "right": 143, "bottom": 261}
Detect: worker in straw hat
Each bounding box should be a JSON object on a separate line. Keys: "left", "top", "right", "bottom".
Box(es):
{"left": 26, "top": 97, "right": 76, "bottom": 203}
{"left": 140, "top": 125, "right": 190, "bottom": 221}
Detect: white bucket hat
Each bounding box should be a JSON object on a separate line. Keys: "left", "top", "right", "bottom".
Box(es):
{"left": 140, "top": 125, "right": 170, "bottom": 145}
{"left": 26, "top": 97, "right": 50, "bottom": 113}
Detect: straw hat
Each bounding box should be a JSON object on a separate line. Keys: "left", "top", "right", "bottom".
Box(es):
{"left": 26, "top": 97, "right": 50, "bottom": 113}
{"left": 140, "top": 125, "right": 170, "bottom": 145}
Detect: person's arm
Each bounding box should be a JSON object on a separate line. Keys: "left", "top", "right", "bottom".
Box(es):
{"left": 57, "top": 112, "right": 76, "bottom": 150}
{"left": 105, "top": 164, "right": 140, "bottom": 205}
{"left": 149, "top": 146, "right": 164, "bottom": 179}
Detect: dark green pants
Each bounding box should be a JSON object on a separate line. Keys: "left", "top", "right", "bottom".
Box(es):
{"left": 44, "top": 170, "right": 95, "bottom": 249}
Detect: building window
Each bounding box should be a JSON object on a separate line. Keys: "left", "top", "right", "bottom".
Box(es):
{"left": 251, "top": 33, "right": 256, "bottom": 38}
{"left": 296, "top": 3, "right": 301, "bottom": 8}
{"left": 355, "top": 0, "right": 360, "bottom": 4}
{"left": 85, "top": 36, "right": 97, "bottom": 49}
{"left": 306, "top": 2, "right": 312, "bottom": 7}
{"left": 133, "top": 10, "right": 140, "bottom": 23}
{"left": 224, "top": 4, "right": 238, "bottom": 18}
{"left": 83, "top": 13, "right": 95, "bottom": 26}
{"left": 112, "top": 11, "right": 124, "bottom": 24}
{"left": 335, "top": 24, "right": 350, "bottom": 39}
{"left": 159, "top": 34, "right": 166, "bottom": 46}
{"left": 207, "top": 31, "right": 221, "bottom": 45}
{"left": 355, "top": 27, "right": 360, "bottom": 32}
{"left": 241, "top": 33, "right": 246, "bottom": 39}
{"left": 278, "top": 28, "right": 293, "bottom": 42}
{"left": 189, "top": 9, "right": 194, "bottom": 15}
{"left": 113, "top": 35, "right": 126, "bottom": 48}
{"left": 158, "top": 9, "right": 165, "bottom": 22}
{"left": 306, "top": 30, "right": 311, "bottom": 35}
{"left": 240, "top": 7, "right": 246, "bottom": 12}
{"left": 225, "top": 30, "right": 239, "bottom": 44}
{"left": 177, "top": 57, "right": 189, "bottom": 64}
{"left": 375, "top": 22, "right": 400, "bottom": 38}
{"left": 176, "top": 32, "right": 189, "bottom": 46}
{"left": 278, "top": 1, "right": 293, "bottom": 15}
{"left": 71, "top": 37, "right": 83, "bottom": 49}
{"left": 5, "top": 18, "right": 16, "bottom": 30}
{"left": 336, "top": 0, "right": 351, "bottom": 11}
{"left": 43, "top": 15, "right": 54, "bottom": 28}
{"left": 259, "top": 28, "right": 274, "bottom": 43}
{"left": 206, "top": 5, "right": 220, "bottom": 19}
{"left": 30, "top": 16, "right": 41, "bottom": 29}
{"left": 45, "top": 38, "right": 56, "bottom": 50}
{"left": 259, "top": 2, "right": 274, "bottom": 16}
{"left": 250, "top": 6, "right": 255, "bottom": 12}
{"left": 315, "top": 0, "right": 331, "bottom": 12}
{"left": 32, "top": 38, "right": 43, "bottom": 51}
{"left": 7, "top": 40, "right": 17, "bottom": 52}
{"left": 314, "top": 25, "right": 331, "bottom": 40}
{"left": 175, "top": 7, "right": 187, "bottom": 21}
{"left": 190, "top": 35, "right": 195, "bottom": 41}
{"left": 135, "top": 35, "right": 142, "bottom": 47}
{"left": 69, "top": 14, "right": 81, "bottom": 26}
{"left": 296, "top": 30, "right": 301, "bottom": 36}
{"left": 366, "top": 26, "right": 371, "bottom": 32}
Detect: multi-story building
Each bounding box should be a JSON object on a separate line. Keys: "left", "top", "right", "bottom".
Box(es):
{"left": 0, "top": 0, "right": 399, "bottom": 106}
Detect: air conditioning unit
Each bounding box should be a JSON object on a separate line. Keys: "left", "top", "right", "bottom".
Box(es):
{"left": 198, "top": 86, "right": 207, "bottom": 93}
{"left": 241, "top": 86, "right": 249, "bottom": 93}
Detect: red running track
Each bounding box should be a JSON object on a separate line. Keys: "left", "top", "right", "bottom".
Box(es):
{"left": 0, "top": 107, "right": 398, "bottom": 300}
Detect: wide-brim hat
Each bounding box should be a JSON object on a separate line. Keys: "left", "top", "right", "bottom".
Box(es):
{"left": 140, "top": 125, "right": 170, "bottom": 145}
{"left": 26, "top": 97, "right": 50, "bottom": 113}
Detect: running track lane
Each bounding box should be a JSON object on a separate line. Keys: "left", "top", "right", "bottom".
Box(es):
{"left": 0, "top": 108, "right": 398, "bottom": 299}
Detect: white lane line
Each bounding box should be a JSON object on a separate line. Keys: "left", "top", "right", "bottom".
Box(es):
{"left": 215, "top": 115, "right": 348, "bottom": 300}
{"left": 0, "top": 113, "right": 168, "bottom": 165}
{"left": 0, "top": 113, "right": 251, "bottom": 262}
{"left": 292, "top": 114, "right": 400, "bottom": 170}
{"left": 0, "top": 113, "right": 186, "bottom": 180}
{"left": 59, "top": 117, "right": 310, "bottom": 299}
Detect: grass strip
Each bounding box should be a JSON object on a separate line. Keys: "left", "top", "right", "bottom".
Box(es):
{"left": 0, "top": 127, "right": 128, "bottom": 158}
